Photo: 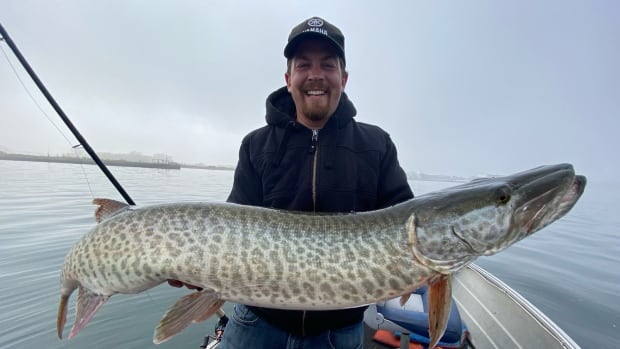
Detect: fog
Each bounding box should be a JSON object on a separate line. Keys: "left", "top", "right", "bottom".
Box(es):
{"left": 1, "top": 1, "right": 618, "bottom": 179}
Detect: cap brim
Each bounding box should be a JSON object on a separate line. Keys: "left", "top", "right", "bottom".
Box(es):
{"left": 284, "top": 32, "right": 345, "bottom": 60}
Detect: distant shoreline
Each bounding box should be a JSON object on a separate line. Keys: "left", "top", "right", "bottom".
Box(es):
{"left": 0, "top": 152, "right": 470, "bottom": 180}
{"left": 0, "top": 151, "right": 237, "bottom": 171}
{"left": 0, "top": 152, "right": 185, "bottom": 170}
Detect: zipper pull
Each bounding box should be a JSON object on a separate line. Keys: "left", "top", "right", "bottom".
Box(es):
{"left": 309, "top": 129, "right": 319, "bottom": 153}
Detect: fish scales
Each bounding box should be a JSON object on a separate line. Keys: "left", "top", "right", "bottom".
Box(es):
{"left": 57, "top": 164, "right": 586, "bottom": 347}
{"left": 63, "top": 203, "right": 428, "bottom": 309}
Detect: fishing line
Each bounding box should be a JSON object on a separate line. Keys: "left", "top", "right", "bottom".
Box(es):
{"left": 0, "top": 22, "right": 135, "bottom": 205}
{"left": 2, "top": 24, "right": 179, "bottom": 319}
{"left": 0, "top": 44, "right": 70, "bottom": 144}
{"left": 0, "top": 42, "right": 96, "bottom": 199}
{"left": 3, "top": 24, "right": 201, "bottom": 329}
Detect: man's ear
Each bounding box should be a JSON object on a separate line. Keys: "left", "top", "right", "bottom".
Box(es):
{"left": 285, "top": 72, "right": 292, "bottom": 92}
{"left": 341, "top": 71, "right": 349, "bottom": 89}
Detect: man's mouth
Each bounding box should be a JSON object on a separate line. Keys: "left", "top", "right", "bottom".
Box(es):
{"left": 306, "top": 90, "right": 326, "bottom": 96}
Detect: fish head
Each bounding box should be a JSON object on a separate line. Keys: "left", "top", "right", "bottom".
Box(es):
{"left": 410, "top": 163, "right": 586, "bottom": 273}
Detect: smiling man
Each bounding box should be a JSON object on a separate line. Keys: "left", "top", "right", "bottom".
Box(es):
{"left": 172, "top": 16, "right": 413, "bottom": 348}
{"left": 284, "top": 36, "right": 348, "bottom": 129}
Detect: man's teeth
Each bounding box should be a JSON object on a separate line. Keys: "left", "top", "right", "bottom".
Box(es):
{"left": 307, "top": 90, "right": 326, "bottom": 96}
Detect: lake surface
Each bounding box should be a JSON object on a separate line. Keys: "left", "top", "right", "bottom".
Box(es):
{"left": 0, "top": 160, "right": 617, "bottom": 348}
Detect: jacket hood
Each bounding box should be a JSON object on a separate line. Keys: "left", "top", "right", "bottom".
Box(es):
{"left": 265, "top": 86, "right": 357, "bottom": 129}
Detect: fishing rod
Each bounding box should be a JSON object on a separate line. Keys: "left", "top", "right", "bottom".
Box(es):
{"left": 2, "top": 24, "right": 229, "bottom": 345}
{"left": 0, "top": 22, "right": 135, "bottom": 205}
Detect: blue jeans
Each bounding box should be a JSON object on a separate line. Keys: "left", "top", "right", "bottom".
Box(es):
{"left": 220, "top": 304, "right": 364, "bottom": 349}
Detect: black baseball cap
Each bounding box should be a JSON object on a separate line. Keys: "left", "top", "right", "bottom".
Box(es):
{"left": 284, "top": 17, "right": 345, "bottom": 65}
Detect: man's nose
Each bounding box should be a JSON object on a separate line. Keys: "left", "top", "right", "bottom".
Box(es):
{"left": 307, "top": 64, "right": 325, "bottom": 80}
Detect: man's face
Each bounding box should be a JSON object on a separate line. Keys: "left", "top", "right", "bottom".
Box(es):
{"left": 285, "top": 39, "right": 348, "bottom": 128}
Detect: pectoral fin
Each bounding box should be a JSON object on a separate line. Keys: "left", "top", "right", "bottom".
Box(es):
{"left": 428, "top": 276, "right": 452, "bottom": 349}
{"left": 154, "top": 288, "right": 224, "bottom": 344}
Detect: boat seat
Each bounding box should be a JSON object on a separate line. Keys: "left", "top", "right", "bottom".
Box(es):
{"left": 375, "top": 286, "right": 464, "bottom": 345}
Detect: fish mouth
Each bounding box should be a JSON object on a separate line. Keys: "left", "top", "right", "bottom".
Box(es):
{"left": 561, "top": 174, "right": 586, "bottom": 212}
{"left": 511, "top": 164, "right": 586, "bottom": 234}
{"left": 434, "top": 164, "right": 586, "bottom": 260}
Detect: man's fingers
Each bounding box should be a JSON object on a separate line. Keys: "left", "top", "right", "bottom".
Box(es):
{"left": 167, "top": 279, "right": 203, "bottom": 291}
{"left": 167, "top": 279, "right": 184, "bottom": 288}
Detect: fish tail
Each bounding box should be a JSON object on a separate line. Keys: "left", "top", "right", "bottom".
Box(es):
{"left": 57, "top": 281, "right": 110, "bottom": 340}
{"left": 57, "top": 294, "right": 70, "bottom": 339}
{"left": 69, "top": 285, "right": 109, "bottom": 339}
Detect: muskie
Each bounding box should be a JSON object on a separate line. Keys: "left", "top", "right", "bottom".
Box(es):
{"left": 57, "top": 164, "right": 585, "bottom": 347}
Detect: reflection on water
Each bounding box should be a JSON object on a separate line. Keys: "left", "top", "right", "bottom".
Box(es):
{"left": 0, "top": 161, "right": 617, "bottom": 348}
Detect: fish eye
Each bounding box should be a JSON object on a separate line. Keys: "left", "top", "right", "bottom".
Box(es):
{"left": 495, "top": 187, "right": 511, "bottom": 205}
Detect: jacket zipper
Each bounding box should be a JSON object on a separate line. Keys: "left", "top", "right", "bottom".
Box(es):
{"left": 310, "top": 129, "right": 319, "bottom": 212}
{"left": 303, "top": 128, "right": 320, "bottom": 335}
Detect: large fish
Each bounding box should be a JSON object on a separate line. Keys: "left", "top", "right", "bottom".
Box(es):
{"left": 57, "top": 164, "right": 585, "bottom": 348}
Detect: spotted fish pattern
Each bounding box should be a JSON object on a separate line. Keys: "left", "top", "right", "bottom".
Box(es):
{"left": 57, "top": 164, "right": 586, "bottom": 347}
{"left": 63, "top": 202, "right": 431, "bottom": 307}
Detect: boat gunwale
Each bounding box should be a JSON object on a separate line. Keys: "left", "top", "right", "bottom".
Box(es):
{"left": 454, "top": 264, "right": 581, "bottom": 349}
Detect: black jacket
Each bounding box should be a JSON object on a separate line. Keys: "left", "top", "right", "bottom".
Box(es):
{"left": 227, "top": 86, "right": 414, "bottom": 335}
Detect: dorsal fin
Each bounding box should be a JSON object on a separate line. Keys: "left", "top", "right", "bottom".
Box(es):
{"left": 93, "top": 198, "right": 130, "bottom": 223}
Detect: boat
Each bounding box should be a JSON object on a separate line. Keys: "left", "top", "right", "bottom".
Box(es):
{"left": 363, "top": 263, "right": 581, "bottom": 349}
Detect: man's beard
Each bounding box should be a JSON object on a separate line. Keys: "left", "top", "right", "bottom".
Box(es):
{"left": 300, "top": 97, "right": 334, "bottom": 122}
{"left": 304, "top": 106, "right": 331, "bottom": 121}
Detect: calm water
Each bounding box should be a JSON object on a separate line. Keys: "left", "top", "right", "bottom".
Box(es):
{"left": 0, "top": 160, "right": 617, "bottom": 348}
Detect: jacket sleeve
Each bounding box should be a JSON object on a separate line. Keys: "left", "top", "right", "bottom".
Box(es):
{"left": 226, "top": 135, "right": 263, "bottom": 206}
{"left": 376, "top": 134, "right": 414, "bottom": 208}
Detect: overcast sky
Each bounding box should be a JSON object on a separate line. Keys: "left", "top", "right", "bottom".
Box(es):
{"left": 1, "top": 1, "right": 618, "bottom": 179}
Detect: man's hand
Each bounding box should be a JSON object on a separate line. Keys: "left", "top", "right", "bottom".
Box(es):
{"left": 167, "top": 279, "right": 203, "bottom": 291}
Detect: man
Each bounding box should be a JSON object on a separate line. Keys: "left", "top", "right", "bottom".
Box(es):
{"left": 222, "top": 17, "right": 413, "bottom": 348}
{"left": 172, "top": 16, "right": 413, "bottom": 348}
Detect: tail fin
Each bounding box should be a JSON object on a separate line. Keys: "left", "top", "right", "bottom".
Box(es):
{"left": 57, "top": 294, "right": 70, "bottom": 339}
{"left": 57, "top": 285, "right": 109, "bottom": 339}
